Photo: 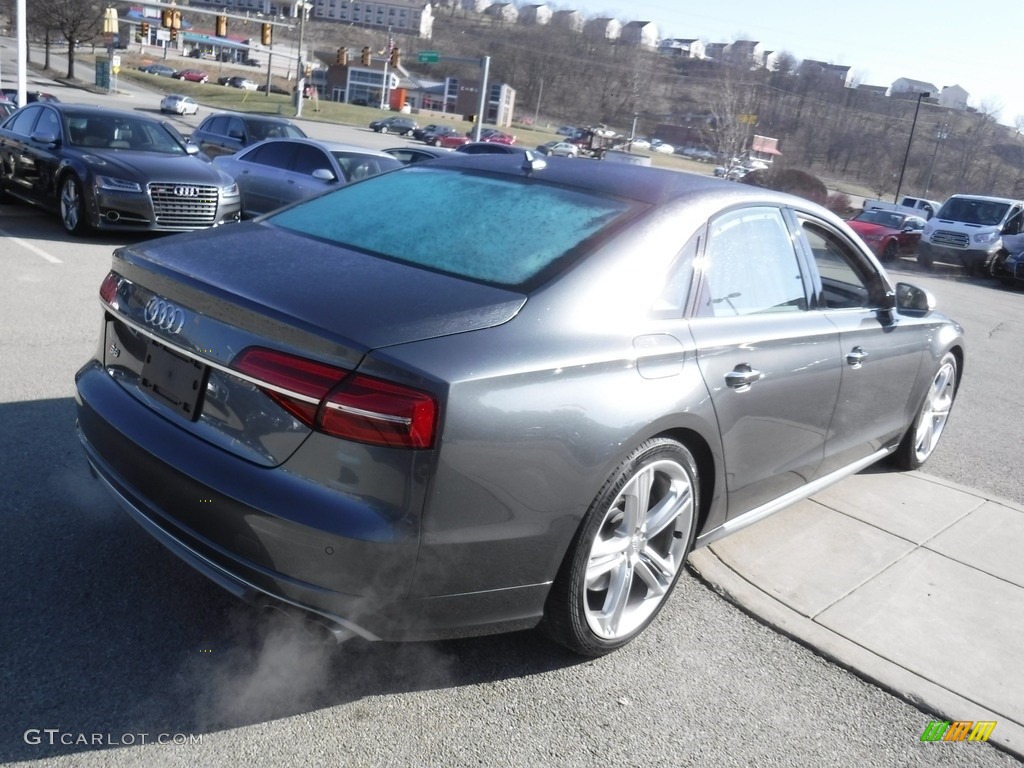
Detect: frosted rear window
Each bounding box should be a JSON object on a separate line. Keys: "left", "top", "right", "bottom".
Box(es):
{"left": 267, "top": 167, "right": 636, "bottom": 288}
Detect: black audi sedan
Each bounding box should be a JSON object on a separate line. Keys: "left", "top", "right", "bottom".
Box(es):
{"left": 0, "top": 103, "right": 240, "bottom": 235}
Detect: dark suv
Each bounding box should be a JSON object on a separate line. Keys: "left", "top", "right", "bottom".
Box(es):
{"left": 368, "top": 116, "right": 417, "bottom": 136}
{"left": 190, "top": 113, "right": 307, "bottom": 159}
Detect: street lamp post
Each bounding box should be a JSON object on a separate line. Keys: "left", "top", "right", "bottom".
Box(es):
{"left": 894, "top": 90, "right": 929, "bottom": 203}
{"left": 924, "top": 123, "right": 950, "bottom": 198}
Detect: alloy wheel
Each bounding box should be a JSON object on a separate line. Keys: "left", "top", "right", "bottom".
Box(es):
{"left": 583, "top": 457, "right": 694, "bottom": 641}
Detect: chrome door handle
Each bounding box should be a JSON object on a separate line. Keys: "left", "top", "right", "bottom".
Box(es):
{"left": 725, "top": 365, "right": 763, "bottom": 391}
{"left": 846, "top": 347, "right": 869, "bottom": 368}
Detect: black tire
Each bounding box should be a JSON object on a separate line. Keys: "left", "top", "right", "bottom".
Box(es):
{"left": 432, "top": 138, "right": 441, "bottom": 147}
{"left": 882, "top": 240, "right": 898, "bottom": 261}
{"left": 379, "top": 126, "right": 389, "bottom": 134}
{"left": 988, "top": 250, "right": 1009, "bottom": 279}
{"left": 58, "top": 174, "right": 90, "bottom": 236}
{"left": 542, "top": 438, "right": 699, "bottom": 657}
{"left": 891, "top": 351, "right": 958, "bottom": 471}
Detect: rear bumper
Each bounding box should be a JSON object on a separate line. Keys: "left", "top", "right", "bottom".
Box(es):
{"left": 74, "top": 361, "right": 548, "bottom": 642}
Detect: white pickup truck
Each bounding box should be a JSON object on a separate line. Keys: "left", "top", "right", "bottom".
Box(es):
{"left": 863, "top": 195, "right": 941, "bottom": 220}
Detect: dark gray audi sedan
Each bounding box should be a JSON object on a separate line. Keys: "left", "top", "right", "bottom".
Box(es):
{"left": 75, "top": 155, "right": 964, "bottom": 656}
{"left": 0, "top": 103, "right": 240, "bottom": 235}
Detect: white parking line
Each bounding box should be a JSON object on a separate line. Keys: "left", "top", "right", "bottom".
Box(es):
{"left": 0, "top": 226, "right": 63, "bottom": 263}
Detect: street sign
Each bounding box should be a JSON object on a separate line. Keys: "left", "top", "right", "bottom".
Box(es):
{"left": 417, "top": 51, "right": 440, "bottom": 64}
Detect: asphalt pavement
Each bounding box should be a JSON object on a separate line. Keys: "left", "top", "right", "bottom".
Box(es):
{"left": 688, "top": 468, "right": 1024, "bottom": 760}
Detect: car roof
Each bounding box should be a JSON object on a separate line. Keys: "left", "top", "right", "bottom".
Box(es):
{"left": 945, "top": 193, "right": 1022, "bottom": 205}
{"left": 26, "top": 103, "right": 165, "bottom": 122}
{"left": 424, "top": 153, "right": 813, "bottom": 209}
{"left": 198, "top": 112, "right": 299, "bottom": 129}
{"left": 244, "top": 137, "right": 395, "bottom": 158}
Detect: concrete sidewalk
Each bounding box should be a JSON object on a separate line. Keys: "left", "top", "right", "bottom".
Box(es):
{"left": 688, "top": 470, "right": 1024, "bottom": 760}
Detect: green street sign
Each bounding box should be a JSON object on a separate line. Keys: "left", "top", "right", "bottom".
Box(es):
{"left": 417, "top": 51, "right": 440, "bottom": 63}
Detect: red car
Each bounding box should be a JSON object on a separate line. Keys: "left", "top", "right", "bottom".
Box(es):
{"left": 846, "top": 210, "right": 925, "bottom": 261}
{"left": 432, "top": 129, "right": 517, "bottom": 149}
{"left": 175, "top": 69, "right": 209, "bottom": 84}
{"left": 435, "top": 133, "right": 471, "bottom": 149}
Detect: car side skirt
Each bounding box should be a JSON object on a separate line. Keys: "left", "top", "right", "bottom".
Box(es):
{"left": 694, "top": 446, "right": 892, "bottom": 548}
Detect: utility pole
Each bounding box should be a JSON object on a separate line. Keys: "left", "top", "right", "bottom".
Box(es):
{"left": 294, "top": 1, "right": 309, "bottom": 117}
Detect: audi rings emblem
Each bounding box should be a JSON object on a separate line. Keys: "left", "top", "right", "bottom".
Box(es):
{"left": 143, "top": 297, "right": 186, "bottom": 334}
{"left": 174, "top": 186, "right": 200, "bottom": 197}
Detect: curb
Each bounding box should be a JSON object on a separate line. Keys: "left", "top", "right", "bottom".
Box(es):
{"left": 687, "top": 546, "right": 1024, "bottom": 761}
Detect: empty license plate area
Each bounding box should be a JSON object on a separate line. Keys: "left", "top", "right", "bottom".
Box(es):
{"left": 140, "top": 340, "right": 208, "bottom": 420}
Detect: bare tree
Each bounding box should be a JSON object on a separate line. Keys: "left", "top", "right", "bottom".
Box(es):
{"left": 34, "top": 0, "right": 104, "bottom": 79}
{"left": 702, "top": 64, "right": 763, "bottom": 162}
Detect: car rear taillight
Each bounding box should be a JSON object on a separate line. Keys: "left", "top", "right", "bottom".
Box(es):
{"left": 99, "top": 272, "right": 121, "bottom": 307}
{"left": 232, "top": 347, "right": 437, "bottom": 449}
{"left": 321, "top": 375, "right": 436, "bottom": 449}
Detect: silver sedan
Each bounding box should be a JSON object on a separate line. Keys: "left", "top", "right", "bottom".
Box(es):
{"left": 212, "top": 137, "right": 402, "bottom": 217}
{"left": 159, "top": 94, "right": 199, "bottom": 115}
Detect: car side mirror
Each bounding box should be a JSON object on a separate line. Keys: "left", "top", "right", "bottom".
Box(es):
{"left": 894, "top": 282, "right": 935, "bottom": 316}
{"left": 185, "top": 143, "right": 199, "bottom": 155}
{"left": 311, "top": 168, "right": 336, "bottom": 182}
{"left": 30, "top": 130, "right": 59, "bottom": 146}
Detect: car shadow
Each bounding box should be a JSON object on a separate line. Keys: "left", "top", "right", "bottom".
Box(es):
{"left": 0, "top": 397, "right": 584, "bottom": 762}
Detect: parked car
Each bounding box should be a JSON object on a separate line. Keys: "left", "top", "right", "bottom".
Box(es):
{"left": 862, "top": 195, "right": 940, "bottom": 220}
{"left": 75, "top": 155, "right": 962, "bottom": 657}
{"left": 476, "top": 128, "right": 516, "bottom": 145}
{"left": 0, "top": 103, "right": 239, "bottom": 234}
{"left": 368, "top": 116, "right": 417, "bottom": 136}
{"left": 714, "top": 164, "right": 748, "bottom": 181}
{"left": 652, "top": 141, "right": 675, "bottom": 155}
{"left": 213, "top": 138, "right": 401, "bottom": 217}
{"left": 454, "top": 142, "right": 525, "bottom": 155}
{"left": 0, "top": 98, "right": 16, "bottom": 119}
{"left": 998, "top": 233, "right": 1024, "bottom": 288}
{"left": 159, "top": 94, "right": 199, "bottom": 116}
{"left": 415, "top": 125, "right": 461, "bottom": 145}
{"left": 217, "top": 76, "right": 258, "bottom": 90}
{"left": 918, "top": 194, "right": 1024, "bottom": 272}
{"left": 629, "top": 138, "right": 651, "bottom": 151}
{"left": 1, "top": 88, "right": 60, "bottom": 106}
{"left": 175, "top": 69, "right": 209, "bottom": 84}
{"left": 435, "top": 133, "right": 470, "bottom": 149}
{"left": 846, "top": 210, "right": 926, "bottom": 260}
{"left": 190, "top": 113, "right": 307, "bottom": 159}
{"left": 536, "top": 140, "right": 579, "bottom": 158}
{"left": 382, "top": 146, "right": 452, "bottom": 165}
{"left": 256, "top": 83, "right": 290, "bottom": 95}
{"left": 556, "top": 125, "right": 580, "bottom": 137}
{"left": 138, "top": 63, "right": 177, "bottom": 77}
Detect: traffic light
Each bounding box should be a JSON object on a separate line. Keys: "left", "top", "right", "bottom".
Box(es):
{"left": 261, "top": 23, "right": 272, "bottom": 46}
{"left": 389, "top": 47, "right": 400, "bottom": 67}
{"left": 140, "top": 21, "right": 149, "bottom": 38}
{"left": 337, "top": 47, "right": 348, "bottom": 65}
{"left": 360, "top": 46, "right": 370, "bottom": 66}
{"left": 216, "top": 15, "right": 227, "bottom": 38}
{"left": 170, "top": 27, "right": 178, "bottom": 42}
{"left": 161, "top": 8, "right": 173, "bottom": 28}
